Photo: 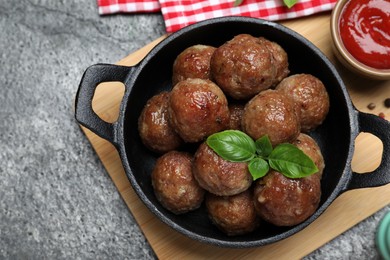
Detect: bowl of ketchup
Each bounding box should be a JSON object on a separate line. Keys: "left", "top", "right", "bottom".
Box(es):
{"left": 330, "top": 0, "right": 390, "bottom": 80}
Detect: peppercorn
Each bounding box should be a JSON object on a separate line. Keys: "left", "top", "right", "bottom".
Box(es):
{"left": 379, "top": 112, "right": 385, "bottom": 119}
{"left": 384, "top": 98, "right": 390, "bottom": 108}
{"left": 367, "top": 103, "right": 376, "bottom": 110}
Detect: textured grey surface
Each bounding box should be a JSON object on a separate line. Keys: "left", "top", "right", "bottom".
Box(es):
{"left": 0, "top": 0, "right": 388, "bottom": 259}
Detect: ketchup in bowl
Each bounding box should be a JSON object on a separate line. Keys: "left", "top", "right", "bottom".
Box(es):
{"left": 339, "top": 0, "right": 390, "bottom": 70}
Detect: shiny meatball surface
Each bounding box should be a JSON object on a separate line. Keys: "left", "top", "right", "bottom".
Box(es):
{"left": 253, "top": 171, "right": 321, "bottom": 226}
{"left": 138, "top": 92, "right": 183, "bottom": 153}
{"left": 168, "top": 78, "right": 230, "bottom": 143}
{"left": 151, "top": 151, "right": 205, "bottom": 215}
{"left": 192, "top": 142, "right": 252, "bottom": 196}
{"left": 206, "top": 190, "right": 260, "bottom": 236}
{"left": 210, "top": 34, "right": 276, "bottom": 100}
{"left": 241, "top": 89, "right": 301, "bottom": 146}
{"left": 228, "top": 103, "right": 245, "bottom": 130}
{"left": 258, "top": 37, "right": 290, "bottom": 85}
{"left": 172, "top": 44, "right": 216, "bottom": 85}
{"left": 276, "top": 74, "right": 329, "bottom": 132}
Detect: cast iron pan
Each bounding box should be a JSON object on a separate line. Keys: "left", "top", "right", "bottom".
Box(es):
{"left": 75, "top": 17, "right": 390, "bottom": 248}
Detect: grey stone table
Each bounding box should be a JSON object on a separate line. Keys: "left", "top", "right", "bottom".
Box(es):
{"left": 1, "top": 0, "right": 388, "bottom": 259}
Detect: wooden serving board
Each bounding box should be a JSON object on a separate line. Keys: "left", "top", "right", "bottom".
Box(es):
{"left": 80, "top": 13, "right": 390, "bottom": 259}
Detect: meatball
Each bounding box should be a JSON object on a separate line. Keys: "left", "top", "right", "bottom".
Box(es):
{"left": 258, "top": 37, "right": 289, "bottom": 85}
{"left": 206, "top": 190, "right": 260, "bottom": 236}
{"left": 210, "top": 34, "right": 276, "bottom": 100}
{"left": 138, "top": 92, "right": 183, "bottom": 153}
{"left": 168, "top": 78, "right": 230, "bottom": 143}
{"left": 192, "top": 142, "right": 252, "bottom": 196}
{"left": 228, "top": 103, "right": 245, "bottom": 130}
{"left": 292, "top": 133, "right": 325, "bottom": 177}
{"left": 253, "top": 170, "right": 321, "bottom": 226}
{"left": 172, "top": 44, "right": 216, "bottom": 85}
{"left": 151, "top": 151, "right": 205, "bottom": 214}
{"left": 241, "top": 89, "right": 301, "bottom": 146}
{"left": 276, "top": 74, "right": 329, "bottom": 132}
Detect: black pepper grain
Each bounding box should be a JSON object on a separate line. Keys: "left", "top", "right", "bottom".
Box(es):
{"left": 367, "top": 103, "right": 376, "bottom": 110}
{"left": 384, "top": 98, "right": 390, "bottom": 108}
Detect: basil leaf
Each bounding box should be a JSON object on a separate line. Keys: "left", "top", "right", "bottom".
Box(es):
{"left": 234, "top": 0, "right": 298, "bottom": 8}
{"left": 284, "top": 0, "right": 298, "bottom": 8}
{"left": 248, "top": 158, "right": 269, "bottom": 181}
{"left": 255, "top": 135, "right": 273, "bottom": 157}
{"left": 207, "top": 130, "right": 319, "bottom": 180}
{"left": 206, "top": 130, "right": 256, "bottom": 162}
{"left": 233, "top": 0, "right": 244, "bottom": 6}
{"left": 268, "top": 143, "right": 319, "bottom": 178}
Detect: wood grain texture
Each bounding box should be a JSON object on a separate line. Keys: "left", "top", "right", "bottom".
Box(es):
{"left": 79, "top": 13, "right": 390, "bottom": 259}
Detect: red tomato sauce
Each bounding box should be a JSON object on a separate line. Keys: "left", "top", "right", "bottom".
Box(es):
{"left": 339, "top": 0, "right": 390, "bottom": 70}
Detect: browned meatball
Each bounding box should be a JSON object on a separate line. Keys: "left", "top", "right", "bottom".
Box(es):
{"left": 241, "top": 89, "right": 301, "bottom": 146}
{"left": 168, "top": 78, "right": 230, "bottom": 143}
{"left": 206, "top": 190, "right": 260, "bottom": 236}
{"left": 172, "top": 44, "right": 216, "bottom": 85}
{"left": 258, "top": 37, "right": 290, "bottom": 85}
{"left": 276, "top": 74, "right": 329, "bottom": 132}
{"left": 228, "top": 103, "right": 245, "bottom": 130}
{"left": 192, "top": 142, "right": 252, "bottom": 196}
{"left": 151, "top": 151, "right": 205, "bottom": 214}
{"left": 210, "top": 34, "right": 276, "bottom": 100}
{"left": 292, "top": 133, "right": 325, "bottom": 178}
{"left": 253, "top": 170, "right": 321, "bottom": 226}
{"left": 138, "top": 92, "right": 183, "bottom": 153}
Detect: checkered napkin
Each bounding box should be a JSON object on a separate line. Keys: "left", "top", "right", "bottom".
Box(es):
{"left": 97, "top": 0, "right": 161, "bottom": 14}
{"left": 97, "top": 0, "right": 337, "bottom": 33}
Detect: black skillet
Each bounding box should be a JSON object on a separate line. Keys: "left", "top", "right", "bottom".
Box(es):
{"left": 75, "top": 17, "right": 390, "bottom": 248}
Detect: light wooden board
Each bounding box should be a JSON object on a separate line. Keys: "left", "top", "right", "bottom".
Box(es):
{"left": 79, "top": 13, "right": 390, "bottom": 259}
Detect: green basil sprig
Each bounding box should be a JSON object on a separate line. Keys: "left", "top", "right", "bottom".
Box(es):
{"left": 206, "top": 130, "right": 318, "bottom": 180}
{"left": 234, "top": 0, "right": 298, "bottom": 8}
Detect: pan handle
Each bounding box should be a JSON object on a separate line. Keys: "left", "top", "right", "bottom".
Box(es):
{"left": 75, "top": 63, "right": 134, "bottom": 144}
{"left": 347, "top": 111, "right": 390, "bottom": 190}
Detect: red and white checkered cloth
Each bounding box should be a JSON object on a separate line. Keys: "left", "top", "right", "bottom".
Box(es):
{"left": 97, "top": 0, "right": 160, "bottom": 14}
{"left": 97, "top": 0, "right": 337, "bottom": 33}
